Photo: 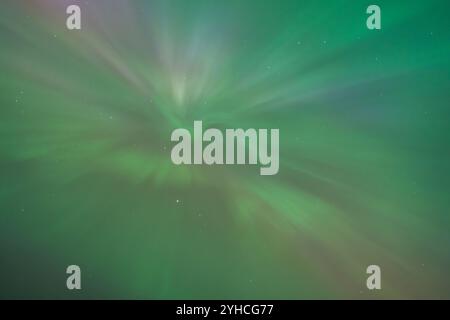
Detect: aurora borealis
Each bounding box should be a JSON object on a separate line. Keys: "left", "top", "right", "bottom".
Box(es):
{"left": 0, "top": 0, "right": 449, "bottom": 299}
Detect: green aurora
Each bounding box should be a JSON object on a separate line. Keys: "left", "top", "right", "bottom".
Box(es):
{"left": 0, "top": 0, "right": 449, "bottom": 299}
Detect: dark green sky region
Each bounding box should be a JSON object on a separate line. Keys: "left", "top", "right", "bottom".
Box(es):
{"left": 0, "top": 0, "right": 449, "bottom": 299}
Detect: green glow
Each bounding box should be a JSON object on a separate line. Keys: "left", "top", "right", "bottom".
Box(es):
{"left": 0, "top": 0, "right": 449, "bottom": 299}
